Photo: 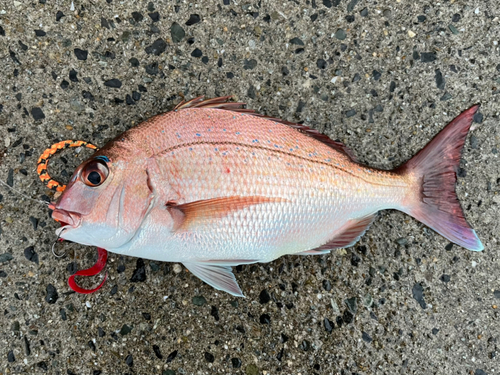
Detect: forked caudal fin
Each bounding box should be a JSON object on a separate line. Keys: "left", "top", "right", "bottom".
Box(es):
{"left": 397, "top": 105, "right": 483, "bottom": 251}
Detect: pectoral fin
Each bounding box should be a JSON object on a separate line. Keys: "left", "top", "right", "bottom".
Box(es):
{"left": 168, "top": 196, "right": 285, "bottom": 231}
{"left": 183, "top": 262, "right": 245, "bottom": 297}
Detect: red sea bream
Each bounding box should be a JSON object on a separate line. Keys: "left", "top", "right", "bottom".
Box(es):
{"left": 51, "top": 97, "right": 483, "bottom": 296}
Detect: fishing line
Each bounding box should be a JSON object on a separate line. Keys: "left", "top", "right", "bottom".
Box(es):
{"left": 0, "top": 179, "right": 50, "bottom": 207}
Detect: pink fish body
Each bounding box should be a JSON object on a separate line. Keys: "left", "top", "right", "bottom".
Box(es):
{"left": 52, "top": 97, "right": 483, "bottom": 296}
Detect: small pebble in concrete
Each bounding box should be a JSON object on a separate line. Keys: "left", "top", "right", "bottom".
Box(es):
{"left": 171, "top": 22, "right": 185, "bottom": 42}
{"left": 473, "top": 112, "right": 484, "bottom": 123}
{"left": 74, "top": 48, "right": 88, "bottom": 60}
{"left": 412, "top": 283, "right": 426, "bottom": 309}
{"left": 152, "top": 345, "right": 162, "bottom": 359}
{"left": 244, "top": 59, "right": 257, "bottom": 70}
{"left": 125, "top": 354, "right": 133, "bottom": 367}
{"left": 186, "top": 14, "right": 201, "bottom": 26}
{"left": 24, "top": 246, "right": 38, "bottom": 264}
{"left": 335, "top": 29, "right": 347, "bottom": 40}
{"left": 130, "top": 259, "right": 146, "bottom": 282}
{"left": 166, "top": 350, "right": 177, "bottom": 363}
{"left": 31, "top": 107, "right": 45, "bottom": 120}
{"left": 289, "top": 37, "right": 304, "bottom": 45}
{"left": 246, "top": 364, "right": 259, "bottom": 375}
{"left": 45, "top": 284, "right": 58, "bottom": 304}
{"left": 259, "top": 289, "right": 271, "bottom": 304}
{"left": 192, "top": 296, "right": 207, "bottom": 306}
{"left": 145, "top": 38, "right": 167, "bottom": 55}
{"left": 120, "top": 324, "right": 133, "bottom": 335}
{"left": 149, "top": 12, "right": 160, "bottom": 22}
{"left": 435, "top": 69, "right": 445, "bottom": 89}
{"left": 421, "top": 52, "right": 437, "bottom": 62}
{"left": 104, "top": 79, "right": 122, "bottom": 88}
{"left": 324, "top": 318, "right": 334, "bottom": 333}
{"left": 259, "top": 313, "right": 271, "bottom": 324}
{"left": 362, "top": 331, "right": 372, "bottom": 343}
{"left": 345, "top": 109, "right": 356, "bottom": 117}
{"left": 191, "top": 48, "right": 203, "bottom": 58}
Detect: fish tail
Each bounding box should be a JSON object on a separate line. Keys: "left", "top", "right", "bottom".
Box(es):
{"left": 396, "top": 105, "right": 483, "bottom": 251}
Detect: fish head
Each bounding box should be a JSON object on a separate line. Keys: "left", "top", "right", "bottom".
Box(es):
{"left": 51, "top": 153, "right": 153, "bottom": 249}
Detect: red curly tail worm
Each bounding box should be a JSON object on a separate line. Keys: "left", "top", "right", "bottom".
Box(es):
{"left": 68, "top": 248, "right": 108, "bottom": 294}
{"left": 38, "top": 140, "right": 108, "bottom": 294}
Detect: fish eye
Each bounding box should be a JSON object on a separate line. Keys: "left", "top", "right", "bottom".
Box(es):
{"left": 88, "top": 171, "right": 101, "bottom": 185}
{"left": 81, "top": 159, "right": 109, "bottom": 187}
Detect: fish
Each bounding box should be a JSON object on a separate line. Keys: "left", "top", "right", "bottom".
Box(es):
{"left": 51, "top": 96, "right": 483, "bottom": 297}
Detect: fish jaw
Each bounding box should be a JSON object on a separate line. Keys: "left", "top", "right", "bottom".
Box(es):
{"left": 55, "top": 219, "right": 128, "bottom": 248}
{"left": 52, "top": 208, "right": 82, "bottom": 229}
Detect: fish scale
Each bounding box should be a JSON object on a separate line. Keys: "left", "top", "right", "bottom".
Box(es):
{"left": 108, "top": 109, "right": 408, "bottom": 262}
{"left": 51, "top": 97, "right": 483, "bottom": 296}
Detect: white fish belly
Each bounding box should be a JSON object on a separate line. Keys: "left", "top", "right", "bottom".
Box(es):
{"left": 110, "top": 189, "right": 399, "bottom": 264}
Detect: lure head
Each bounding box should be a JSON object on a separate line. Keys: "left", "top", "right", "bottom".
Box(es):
{"left": 51, "top": 152, "right": 153, "bottom": 250}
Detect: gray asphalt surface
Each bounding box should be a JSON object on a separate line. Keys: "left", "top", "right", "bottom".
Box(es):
{"left": 0, "top": 0, "right": 499, "bottom": 374}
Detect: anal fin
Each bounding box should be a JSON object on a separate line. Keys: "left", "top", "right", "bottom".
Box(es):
{"left": 197, "top": 259, "right": 258, "bottom": 266}
{"left": 183, "top": 262, "right": 244, "bottom": 297}
{"left": 309, "top": 214, "right": 376, "bottom": 252}
{"left": 295, "top": 249, "right": 331, "bottom": 256}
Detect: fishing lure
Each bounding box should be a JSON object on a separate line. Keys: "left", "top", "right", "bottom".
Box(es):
{"left": 37, "top": 140, "right": 98, "bottom": 193}
{"left": 37, "top": 140, "right": 107, "bottom": 294}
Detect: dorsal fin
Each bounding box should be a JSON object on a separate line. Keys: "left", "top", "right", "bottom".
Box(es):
{"left": 173, "top": 96, "right": 358, "bottom": 162}
{"left": 174, "top": 95, "right": 248, "bottom": 111}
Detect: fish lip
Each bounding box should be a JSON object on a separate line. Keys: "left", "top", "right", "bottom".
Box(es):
{"left": 52, "top": 208, "right": 82, "bottom": 230}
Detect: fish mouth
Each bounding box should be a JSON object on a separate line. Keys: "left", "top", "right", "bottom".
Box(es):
{"left": 52, "top": 208, "right": 82, "bottom": 232}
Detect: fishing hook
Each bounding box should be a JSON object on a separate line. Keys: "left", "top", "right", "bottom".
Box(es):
{"left": 51, "top": 230, "right": 66, "bottom": 258}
